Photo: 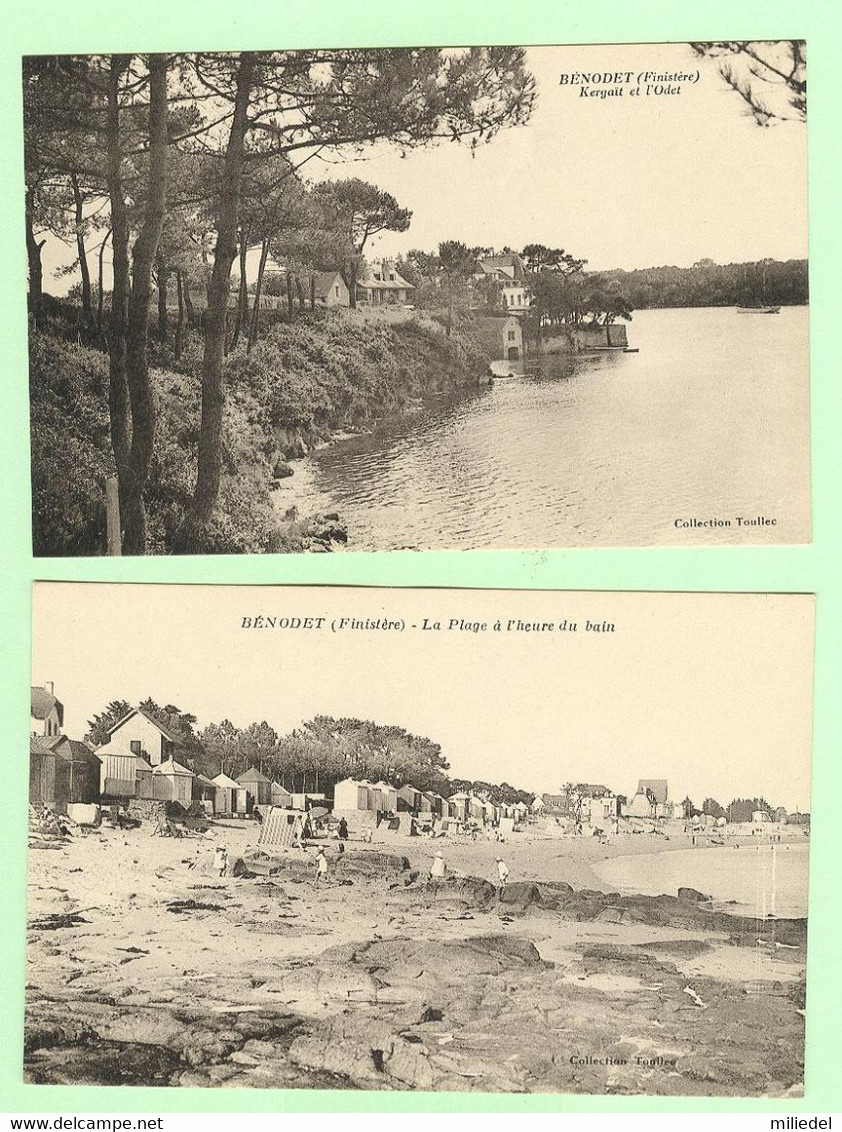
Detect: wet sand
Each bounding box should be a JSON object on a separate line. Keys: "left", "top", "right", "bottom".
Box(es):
{"left": 25, "top": 821, "right": 807, "bottom": 1096}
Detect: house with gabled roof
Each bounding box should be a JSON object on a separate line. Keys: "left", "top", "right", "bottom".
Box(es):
{"left": 314, "top": 271, "right": 350, "bottom": 307}
{"left": 357, "top": 260, "right": 415, "bottom": 306}
{"left": 474, "top": 252, "right": 531, "bottom": 314}
{"left": 31, "top": 683, "right": 63, "bottom": 738}
{"left": 96, "top": 707, "right": 177, "bottom": 768}
{"left": 624, "top": 778, "right": 673, "bottom": 819}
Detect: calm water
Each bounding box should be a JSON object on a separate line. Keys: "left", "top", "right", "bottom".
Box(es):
{"left": 593, "top": 842, "right": 810, "bottom": 918}
{"left": 275, "top": 307, "right": 810, "bottom": 550}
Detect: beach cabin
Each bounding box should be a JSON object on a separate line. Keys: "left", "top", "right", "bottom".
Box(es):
{"left": 416, "top": 791, "right": 434, "bottom": 815}
{"left": 29, "top": 735, "right": 57, "bottom": 807}
{"left": 237, "top": 766, "right": 273, "bottom": 809}
{"left": 257, "top": 806, "right": 307, "bottom": 849}
{"left": 270, "top": 782, "right": 294, "bottom": 808}
{"left": 192, "top": 774, "right": 218, "bottom": 815}
{"left": 211, "top": 772, "right": 248, "bottom": 816}
{"left": 46, "top": 736, "right": 101, "bottom": 808}
{"left": 96, "top": 746, "right": 154, "bottom": 801}
{"left": 531, "top": 794, "right": 546, "bottom": 814}
{"left": 426, "top": 792, "right": 447, "bottom": 817}
{"left": 448, "top": 792, "right": 472, "bottom": 821}
{"left": 752, "top": 810, "right": 772, "bottom": 824}
{"left": 370, "top": 781, "right": 398, "bottom": 814}
{"left": 152, "top": 760, "right": 194, "bottom": 805}
{"left": 333, "top": 777, "right": 372, "bottom": 812}
{"left": 397, "top": 784, "right": 422, "bottom": 813}
{"left": 291, "top": 792, "right": 327, "bottom": 811}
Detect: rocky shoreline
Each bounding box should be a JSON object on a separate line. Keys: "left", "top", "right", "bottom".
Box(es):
{"left": 25, "top": 829, "right": 806, "bottom": 1095}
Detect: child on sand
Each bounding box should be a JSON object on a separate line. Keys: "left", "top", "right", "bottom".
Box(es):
{"left": 429, "top": 852, "right": 446, "bottom": 884}
{"left": 315, "top": 846, "right": 329, "bottom": 886}
{"left": 214, "top": 846, "right": 228, "bottom": 877}
{"left": 496, "top": 857, "right": 510, "bottom": 889}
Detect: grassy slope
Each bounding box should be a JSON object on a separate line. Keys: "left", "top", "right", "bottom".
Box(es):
{"left": 29, "top": 306, "right": 488, "bottom": 555}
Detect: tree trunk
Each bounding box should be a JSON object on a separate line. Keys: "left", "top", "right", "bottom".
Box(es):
{"left": 348, "top": 259, "right": 357, "bottom": 308}
{"left": 105, "top": 55, "right": 133, "bottom": 529}
{"left": 156, "top": 254, "right": 168, "bottom": 341}
{"left": 70, "top": 173, "right": 93, "bottom": 326}
{"left": 185, "top": 52, "right": 255, "bottom": 539}
{"left": 309, "top": 272, "right": 316, "bottom": 311}
{"left": 183, "top": 277, "right": 195, "bottom": 325}
{"left": 286, "top": 272, "right": 294, "bottom": 318}
{"left": 248, "top": 237, "right": 269, "bottom": 352}
{"left": 295, "top": 275, "right": 305, "bottom": 310}
{"left": 25, "top": 189, "right": 46, "bottom": 330}
{"left": 97, "top": 228, "right": 111, "bottom": 338}
{"left": 122, "top": 53, "right": 169, "bottom": 555}
{"left": 231, "top": 233, "right": 248, "bottom": 350}
{"left": 174, "top": 269, "right": 184, "bottom": 359}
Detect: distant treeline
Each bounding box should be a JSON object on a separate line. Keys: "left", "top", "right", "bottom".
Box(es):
{"left": 597, "top": 258, "right": 808, "bottom": 310}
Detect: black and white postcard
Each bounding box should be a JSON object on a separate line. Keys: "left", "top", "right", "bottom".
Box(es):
{"left": 28, "top": 583, "right": 814, "bottom": 1095}
{"left": 24, "top": 42, "right": 809, "bottom": 555}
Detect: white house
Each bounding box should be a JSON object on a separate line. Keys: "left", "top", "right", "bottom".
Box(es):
{"left": 474, "top": 252, "right": 531, "bottom": 313}
{"left": 31, "top": 683, "right": 63, "bottom": 738}
{"left": 96, "top": 707, "right": 177, "bottom": 768}
{"left": 357, "top": 261, "right": 415, "bottom": 306}
{"left": 314, "top": 271, "right": 350, "bottom": 307}
{"left": 624, "top": 779, "right": 673, "bottom": 820}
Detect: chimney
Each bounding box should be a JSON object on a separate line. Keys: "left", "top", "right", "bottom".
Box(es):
{"left": 45, "top": 681, "right": 54, "bottom": 696}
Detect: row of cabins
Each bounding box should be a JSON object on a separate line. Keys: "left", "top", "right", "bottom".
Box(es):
{"left": 332, "top": 777, "right": 529, "bottom": 825}
{"left": 29, "top": 688, "right": 313, "bottom": 818}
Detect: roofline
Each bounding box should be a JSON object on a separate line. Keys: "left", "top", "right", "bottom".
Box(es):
{"left": 105, "top": 706, "right": 178, "bottom": 743}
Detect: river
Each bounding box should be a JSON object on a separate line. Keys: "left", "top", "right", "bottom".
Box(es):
{"left": 274, "top": 306, "right": 810, "bottom": 551}
{"left": 592, "top": 841, "right": 810, "bottom": 918}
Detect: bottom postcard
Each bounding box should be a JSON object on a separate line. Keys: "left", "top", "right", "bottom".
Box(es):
{"left": 27, "top": 584, "right": 814, "bottom": 1096}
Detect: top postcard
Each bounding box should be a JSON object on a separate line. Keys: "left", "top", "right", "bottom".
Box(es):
{"left": 24, "top": 41, "right": 810, "bottom": 556}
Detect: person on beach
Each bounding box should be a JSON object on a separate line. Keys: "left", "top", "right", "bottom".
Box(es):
{"left": 496, "top": 857, "right": 510, "bottom": 890}
{"left": 314, "top": 846, "right": 329, "bottom": 886}
{"left": 252, "top": 806, "right": 262, "bottom": 825}
{"left": 429, "top": 852, "right": 446, "bottom": 885}
{"left": 337, "top": 817, "right": 349, "bottom": 840}
{"left": 214, "top": 846, "right": 228, "bottom": 877}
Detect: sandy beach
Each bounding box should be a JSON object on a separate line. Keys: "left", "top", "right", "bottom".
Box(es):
{"left": 25, "top": 818, "right": 807, "bottom": 1096}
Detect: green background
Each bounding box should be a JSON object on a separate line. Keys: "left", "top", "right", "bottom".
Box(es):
{"left": 1, "top": 0, "right": 839, "bottom": 1114}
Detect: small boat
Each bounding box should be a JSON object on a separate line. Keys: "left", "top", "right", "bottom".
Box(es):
{"left": 736, "top": 305, "right": 781, "bottom": 314}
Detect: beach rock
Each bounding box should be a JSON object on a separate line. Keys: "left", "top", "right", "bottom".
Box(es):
{"left": 678, "top": 887, "right": 711, "bottom": 903}
{"left": 272, "top": 461, "right": 294, "bottom": 479}
{"left": 498, "top": 881, "right": 543, "bottom": 910}
{"left": 25, "top": 1040, "right": 182, "bottom": 1086}
{"left": 229, "top": 857, "right": 256, "bottom": 879}
{"left": 408, "top": 875, "right": 497, "bottom": 911}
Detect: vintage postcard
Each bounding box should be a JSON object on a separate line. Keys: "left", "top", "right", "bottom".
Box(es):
{"left": 24, "top": 42, "right": 809, "bottom": 555}
{"left": 28, "top": 583, "right": 814, "bottom": 1095}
